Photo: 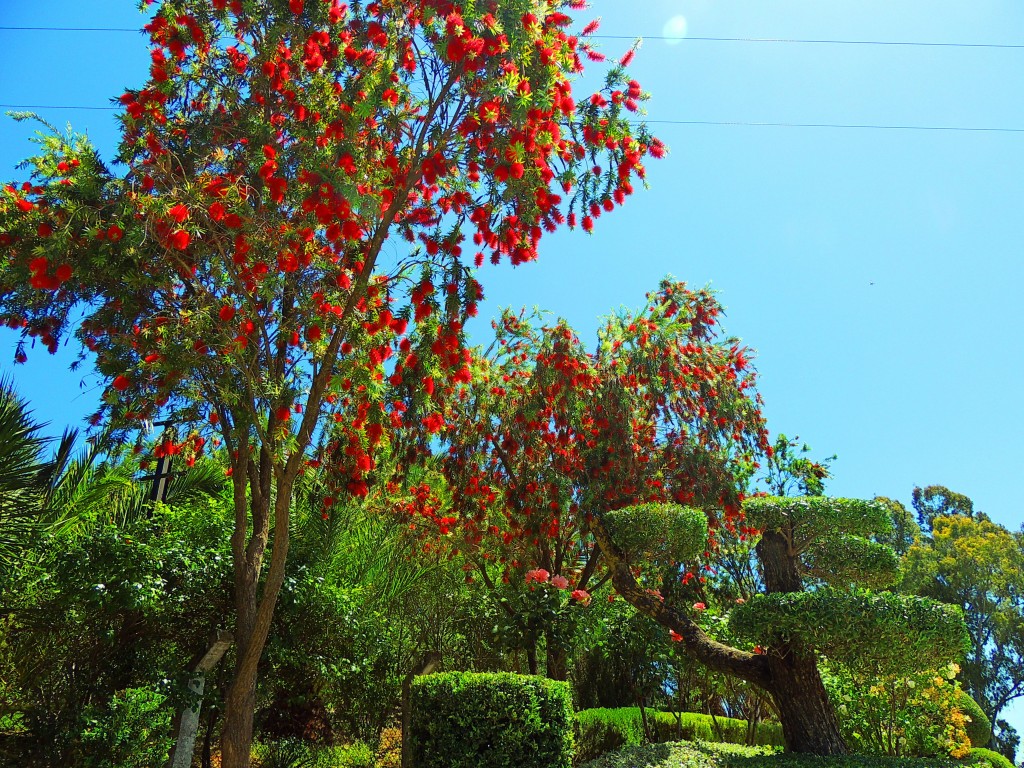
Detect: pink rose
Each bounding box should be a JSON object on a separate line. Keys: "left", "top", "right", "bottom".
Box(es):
{"left": 525, "top": 568, "right": 550, "bottom": 584}
{"left": 692, "top": 602, "right": 707, "bottom": 612}
{"left": 570, "top": 589, "right": 591, "bottom": 605}
{"left": 551, "top": 575, "right": 569, "bottom": 590}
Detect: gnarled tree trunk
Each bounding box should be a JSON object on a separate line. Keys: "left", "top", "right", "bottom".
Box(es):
{"left": 591, "top": 520, "right": 848, "bottom": 755}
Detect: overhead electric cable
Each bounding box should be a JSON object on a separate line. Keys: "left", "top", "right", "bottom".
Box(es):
{"left": 1, "top": 103, "right": 1021, "bottom": 133}
{"left": 589, "top": 34, "right": 1024, "bottom": 49}
{"left": 1, "top": 25, "right": 1023, "bottom": 50}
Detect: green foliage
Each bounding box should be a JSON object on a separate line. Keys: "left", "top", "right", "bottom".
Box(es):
{"left": 912, "top": 487, "right": 974, "bottom": 532}
{"left": 742, "top": 497, "right": 892, "bottom": 552}
{"left": 964, "top": 748, "right": 1014, "bottom": 768}
{"left": 762, "top": 434, "right": 835, "bottom": 498}
{"left": 76, "top": 687, "right": 173, "bottom": 768}
{"left": 579, "top": 739, "right": 991, "bottom": 768}
{"left": 729, "top": 589, "right": 969, "bottom": 674}
{"left": 575, "top": 708, "right": 784, "bottom": 764}
{"left": 900, "top": 508, "right": 1024, "bottom": 759}
{"left": 803, "top": 535, "right": 900, "bottom": 590}
{"left": 410, "top": 672, "right": 574, "bottom": 768}
{"left": 252, "top": 739, "right": 375, "bottom": 768}
{"left": 603, "top": 504, "right": 709, "bottom": 564}
{"left": 824, "top": 662, "right": 976, "bottom": 758}
{"left": 0, "top": 502, "right": 234, "bottom": 765}
{"left": 954, "top": 691, "right": 991, "bottom": 749}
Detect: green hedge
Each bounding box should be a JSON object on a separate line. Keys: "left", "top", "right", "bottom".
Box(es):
{"left": 575, "top": 708, "right": 784, "bottom": 764}
{"left": 410, "top": 672, "right": 574, "bottom": 768}
{"left": 965, "top": 748, "right": 1013, "bottom": 768}
{"left": 953, "top": 691, "right": 991, "bottom": 748}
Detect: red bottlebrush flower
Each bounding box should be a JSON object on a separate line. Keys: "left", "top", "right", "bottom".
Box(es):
{"left": 107, "top": 225, "right": 124, "bottom": 241}
{"left": 275, "top": 406, "right": 291, "bottom": 421}
{"left": 582, "top": 17, "right": 601, "bottom": 35}
{"left": 581, "top": 215, "right": 594, "bottom": 233}
{"left": 620, "top": 48, "right": 636, "bottom": 67}
{"left": 219, "top": 305, "right": 236, "bottom": 322}
{"left": 168, "top": 230, "right": 191, "bottom": 250}
{"left": 422, "top": 412, "right": 445, "bottom": 433}
{"left": 289, "top": 0, "right": 303, "bottom": 13}
{"left": 29, "top": 257, "right": 48, "bottom": 274}
{"left": 112, "top": 375, "right": 131, "bottom": 391}
{"left": 510, "top": 161, "right": 525, "bottom": 179}
{"left": 37, "top": 223, "right": 53, "bottom": 238}
{"left": 168, "top": 203, "right": 189, "bottom": 223}
{"left": 423, "top": 376, "right": 435, "bottom": 396}
{"left": 305, "top": 325, "right": 322, "bottom": 342}
{"left": 208, "top": 201, "right": 226, "bottom": 221}
{"left": 55, "top": 264, "right": 72, "bottom": 283}
{"left": 15, "top": 198, "right": 34, "bottom": 213}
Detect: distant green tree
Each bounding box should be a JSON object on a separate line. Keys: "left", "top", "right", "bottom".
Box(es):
{"left": 912, "top": 485, "right": 978, "bottom": 532}
{"left": 901, "top": 501, "right": 1024, "bottom": 762}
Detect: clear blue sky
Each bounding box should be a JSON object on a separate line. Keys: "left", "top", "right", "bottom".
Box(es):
{"left": 2, "top": 0, "right": 1023, "bottom": 738}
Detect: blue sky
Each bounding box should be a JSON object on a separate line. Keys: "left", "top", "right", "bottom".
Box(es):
{"left": 2, "top": 0, "right": 1023, "bottom": 738}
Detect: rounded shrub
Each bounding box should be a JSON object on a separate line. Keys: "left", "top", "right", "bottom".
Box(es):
{"left": 603, "top": 504, "right": 707, "bottom": 563}
{"left": 966, "top": 748, "right": 1013, "bottom": 768}
{"left": 954, "top": 691, "right": 991, "bottom": 748}
{"left": 410, "top": 672, "right": 574, "bottom": 768}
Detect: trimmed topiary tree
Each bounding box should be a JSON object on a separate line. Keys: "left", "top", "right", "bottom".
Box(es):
{"left": 409, "top": 672, "right": 574, "bottom": 768}
{"left": 591, "top": 496, "right": 970, "bottom": 756}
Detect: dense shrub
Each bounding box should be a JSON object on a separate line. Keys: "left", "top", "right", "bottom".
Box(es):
{"left": 964, "top": 748, "right": 1013, "bottom": 768}
{"left": 575, "top": 708, "right": 784, "bottom": 764}
{"left": 252, "top": 739, "right": 375, "bottom": 768}
{"left": 953, "top": 692, "right": 991, "bottom": 749}
{"left": 410, "top": 672, "right": 574, "bottom": 768}
{"left": 826, "top": 663, "right": 984, "bottom": 758}
{"left": 76, "top": 687, "right": 174, "bottom": 768}
{"left": 578, "top": 739, "right": 994, "bottom": 768}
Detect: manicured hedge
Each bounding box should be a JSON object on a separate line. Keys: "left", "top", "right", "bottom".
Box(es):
{"left": 953, "top": 691, "right": 991, "bottom": 748}
{"left": 410, "top": 672, "right": 574, "bottom": 768}
{"left": 575, "top": 707, "right": 784, "bottom": 764}
{"left": 965, "top": 748, "right": 1013, "bottom": 768}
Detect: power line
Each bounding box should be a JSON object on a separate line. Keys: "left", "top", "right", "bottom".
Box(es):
{"left": 2, "top": 104, "right": 1021, "bottom": 133}
{"left": 1, "top": 103, "right": 117, "bottom": 112}
{"left": 642, "top": 119, "right": 1024, "bottom": 133}
{"left": 1, "top": 25, "right": 1023, "bottom": 50}
{"left": 0, "top": 26, "right": 140, "bottom": 32}
{"left": 590, "top": 34, "right": 1024, "bottom": 50}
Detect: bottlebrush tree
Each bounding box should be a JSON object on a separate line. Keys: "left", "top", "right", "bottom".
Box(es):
{"left": 0, "top": 0, "right": 659, "bottom": 764}
{"left": 397, "top": 280, "right": 768, "bottom": 679}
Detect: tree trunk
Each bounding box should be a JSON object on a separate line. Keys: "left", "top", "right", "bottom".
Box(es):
{"left": 220, "top": 465, "right": 296, "bottom": 768}
{"left": 591, "top": 518, "right": 849, "bottom": 755}
{"left": 756, "top": 531, "right": 847, "bottom": 755}
{"left": 526, "top": 640, "right": 539, "bottom": 676}
{"left": 545, "top": 630, "right": 568, "bottom": 681}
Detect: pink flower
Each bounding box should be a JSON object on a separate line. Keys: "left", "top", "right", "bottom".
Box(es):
{"left": 692, "top": 602, "right": 707, "bottom": 612}
{"left": 551, "top": 575, "right": 569, "bottom": 590}
{"left": 570, "top": 589, "right": 591, "bottom": 605}
{"left": 525, "top": 568, "right": 550, "bottom": 584}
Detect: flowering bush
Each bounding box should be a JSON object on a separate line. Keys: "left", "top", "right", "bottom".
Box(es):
{"left": 825, "top": 662, "right": 983, "bottom": 758}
